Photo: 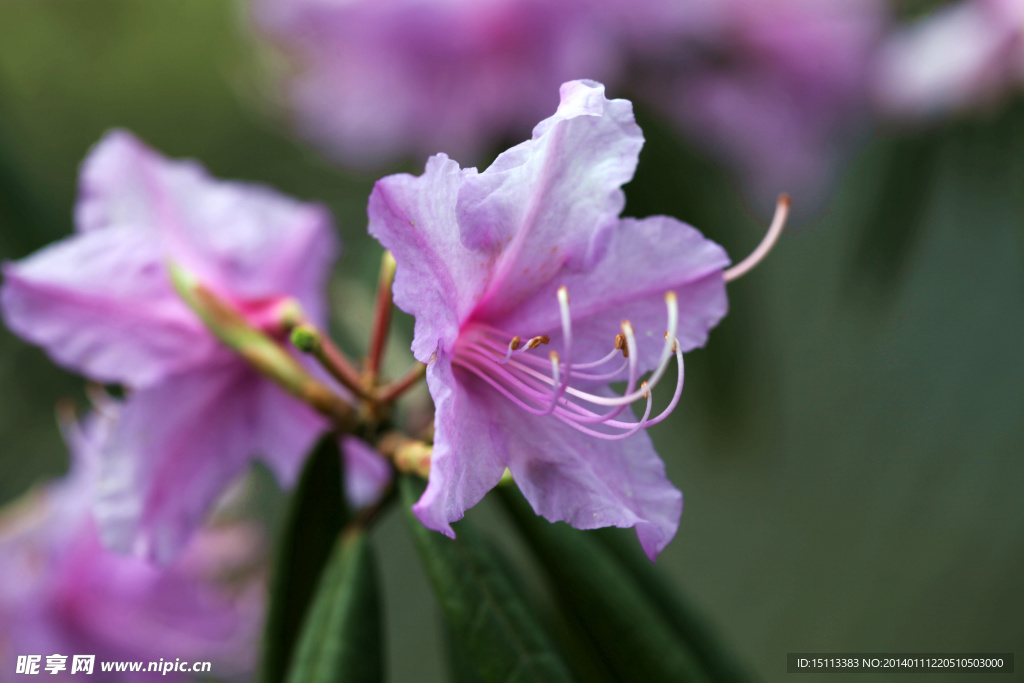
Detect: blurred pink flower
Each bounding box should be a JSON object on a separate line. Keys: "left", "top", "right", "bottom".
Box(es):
{"left": 252, "top": 0, "right": 619, "bottom": 167}
{"left": 0, "top": 412, "right": 262, "bottom": 681}
{"left": 0, "top": 131, "right": 339, "bottom": 563}
{"left": 631, "top": 0, "right": 887, "bottom": 207}
{"left": 369, "top": 81, "right": 732, "bottom": 559}
{"left": 873, "top": 0, "right": 1024, "bottom": 120}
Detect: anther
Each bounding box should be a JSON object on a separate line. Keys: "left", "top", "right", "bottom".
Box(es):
{"left": 619, "top": 321, "right": 633, "bottom": 358}
{"left": 509, "top": 336, "right": 521, "bottom": 351}
{"left": 614, "top": 333, "right": 627, "bottom": 356}
{"left": 527, "top": 335, "right": 550, "bottom": 349}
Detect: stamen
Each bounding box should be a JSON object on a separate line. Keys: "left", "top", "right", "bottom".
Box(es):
{"left": 454, "top": 286, "right": 688, "bottom": 439}
{"left": 500, "top": 335, "right": 522, "bottom": 363}
{"left": 723, "top": 194, "right": 790, "bottom": 283}
{"left": 547, "top": 285, "right": 574, "bottom": 414}
{"left": 546, "top": 350, "right": 561, "bottom": 414}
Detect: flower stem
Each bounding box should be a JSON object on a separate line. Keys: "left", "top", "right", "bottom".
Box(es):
{"left": 374, "top": 362, "right": 427, "bottom": 404}
{"left": 168, "top": 262, "right": 356, "bottom": 428}
{"left": 366, "top": 250, "right": 397, "bottom": 381}
{"left": 291, "top": 323, "right": 371, "bottom": 401}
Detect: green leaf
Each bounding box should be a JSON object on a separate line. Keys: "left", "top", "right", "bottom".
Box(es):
{"left": 398, "top": 477, "right": 572, "bottom": 683}
{"left": 497, "top": 487, "right": 714, "bottom": 683}
{"left": 259, "top": 437, "right": 347, "bottom": 683}
{"left": 592, "top": 528, "right": 752, "bottom": 683}
{"left": 285, "top": 529, "right": 383, "bottom": 683}
{"left": 442, "top": 618, "right": 482, "bottom": 683}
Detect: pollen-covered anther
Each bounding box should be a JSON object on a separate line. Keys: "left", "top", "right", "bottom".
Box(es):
{"left": 527, "top": 335, "right": 550, "bottom": 350}
{"left": 615, "top": 333, "right": 628, "bottom": 358}
{"left": 509, "top": 335, "right": 522, "bottom": 351}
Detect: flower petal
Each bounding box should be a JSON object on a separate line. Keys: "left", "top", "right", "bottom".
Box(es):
{"left": 480, "top": 215, "right": 730, "bottom": 373}
{"left": 341, "top": 436, "right": 393, "bottom": 509}
{"left": 411, "top": 353, "right": 507, "bottom": 536}
{"left": 457, "top": 80, "right": 644, "bottom": 314}
{"left": 1, "top": 228, "right": 219, "bottom": 387}
{"left": 94, "top": 363, "right": 323, "bottom": 564}
{"left": 76, "top": 130, "right": 340, "bottom": 324}
{"left": 368, "top": 154, "right": 491, "bottom": 361}
{"left": 496, "top": 398, "right": 683, "bottom": 561}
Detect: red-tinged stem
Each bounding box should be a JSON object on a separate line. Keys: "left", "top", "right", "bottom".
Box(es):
{"left": 291, "top": 323, "right": 371, "bottom": 401}
{"left": 367, "top": 251, "right": 397, "bottom": 381}
{"left": 375, "top": 362, "right": 427, "bottom": 404}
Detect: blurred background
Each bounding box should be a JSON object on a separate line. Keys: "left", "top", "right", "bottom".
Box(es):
{"left": 0, "top": 1, "right": 1021, "bottom": 681}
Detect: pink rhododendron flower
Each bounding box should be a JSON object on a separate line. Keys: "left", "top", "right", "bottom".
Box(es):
{"left": 873, "top": 0, "right": 1024, "bottom": 120}
{"left": 0, "top": 412, "right": 262, "bottom": 681}
{"left": 632, "top": 0, "right": 886, "bottom": 206}
{"left": 252, "top": 0, "right": 619, "bottom": 167}
{"left": 369, "top": 80, "right": 734, "bottom": 559}
{"left": 0, "top": 131, "right": 339, "bottom": 564}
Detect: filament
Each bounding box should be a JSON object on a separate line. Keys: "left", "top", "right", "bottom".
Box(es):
{"left": 453, "top": 287, "right": 685, "bottom": 439}
{"left": 723, "top": 194, "right": 790, "bottom": 283}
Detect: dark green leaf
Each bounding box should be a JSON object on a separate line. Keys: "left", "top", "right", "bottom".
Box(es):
{"left": 443, "top": 618, "right": 482, "bottom": 683}
{"left": 259, "top": 437, "right": 347, "bottom": 683}
{"left": 593, "top": 527, "right": 752, "bottom": 683}
{"left": 285, "top": 529, "right": 383, "bottom": 683}
{"left": 399, "top": 477, "right": 572, "bottom": 683}
{"left": 497, "top": 487, "right": 713, "bottom": 683}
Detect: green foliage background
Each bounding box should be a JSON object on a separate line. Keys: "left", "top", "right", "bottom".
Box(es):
{"left": 1, "top": 2, "right": 1021, "bottom": 681}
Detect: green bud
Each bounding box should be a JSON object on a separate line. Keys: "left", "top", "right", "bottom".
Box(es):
{"left": 290, "top": 324, "right": 321, "bottom": 353}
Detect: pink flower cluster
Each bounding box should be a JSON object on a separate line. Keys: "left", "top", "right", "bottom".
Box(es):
{"left": 0, "top": 411, "right": 261, "bottom": 681}
{"left": 253, "top": 0, "right": 889, "bottom": 205}
{"left": 255, "top": 0, "right": 1024, "bottom": 206}
{"left": 1, "top": 80, "right": 772, "bottom": 566}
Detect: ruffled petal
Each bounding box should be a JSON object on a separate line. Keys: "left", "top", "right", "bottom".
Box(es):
{"left": 411, "top": 353, "right": 507, "bottom": 535}
{"left": 482, "top": 215, "right": 730, "bottom": 373}
{"left": 368, "top": 154, "right": 491, "bottom": 361}
{"left": 491, "top": 394, "right": 683, "bottom": 561}
{"left": 457, "top": 80, "right": 644, "bottom": 314}
{"left": 1, "top": 228, "right": 219, "bottom": 387}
